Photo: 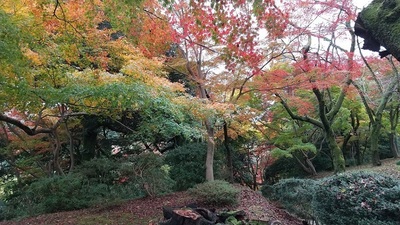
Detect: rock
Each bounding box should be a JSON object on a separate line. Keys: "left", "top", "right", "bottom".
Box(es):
{"left": 160, "top": 205, "right": 216, "bottom": 225}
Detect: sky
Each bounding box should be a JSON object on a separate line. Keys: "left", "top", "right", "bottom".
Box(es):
{"left": 353, "top": 0, "right": 373, "bottom": 9}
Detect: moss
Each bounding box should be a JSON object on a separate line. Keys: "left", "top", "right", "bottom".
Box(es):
{"left": 360, "top": 0, "right": 400, "bottom": 60}
{"left": 360, "top": 1, "right": 380, "bottom": 24}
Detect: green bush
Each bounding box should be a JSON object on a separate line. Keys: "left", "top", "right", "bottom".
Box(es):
{"left": 2, "top": 154, "right": 173, "bottom": 219}
{"left": 32, "top": 175, "right": 90, "bottom": 213}
{"left": 396, "top": 160, "right": 400, "bottom": 166}
{"left": 0, "top": 200, "right": 5, "bottom": 221}
{"left": 76, "top": 158, "right": 120, "bottom": 185}
{"left": 3, "top": 174, "right": 90, "bottom": 218}
{"left": 313, "top": 172, "right": 400, "bottom": 225}
{"left": 262, "top": 178, "right": 318, "bottom": 220}
{"left": 121, "top": 152, "right": 175, "bottom": 197}
{"left": 188, "top": 180, "right": 239, "bottom": 206}
{"left": 263, "top": 157, "right": 308, "bottom": 184}
{"left": 263, "top": 172, "right": 400, "bottom": 225}
{"left": 2, "top": 175, "right": 138, "bottom": 219}
{"left": 310, "top": 151, "right": 334, "bottom": 171}
{"left": 377, "top": 135, "right": 395, "bottom": 160}
{"left": 165, "top": 143, "right": 207, "bottom": 190}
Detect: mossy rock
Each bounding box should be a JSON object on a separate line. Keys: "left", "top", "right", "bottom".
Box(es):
{"left": 359, "top": 0, "right": 400, "bottom": 60}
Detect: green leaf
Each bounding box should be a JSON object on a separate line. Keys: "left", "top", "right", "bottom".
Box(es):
{"left": 271, "top": 148, "right": 293, "bottom": 158}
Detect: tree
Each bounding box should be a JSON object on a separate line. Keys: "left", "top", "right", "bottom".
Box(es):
{"left": 272, "top": 124, "right": 318, "bottom": 176}
{"left": 338, "top": 97, "right": 366, "bottom": 165}
{"left": 355, "top": 1, "right": 400, "bottom": 162}
{"left": 388, "top": 97, "right": 400, "bottom": 158}
{"left": 163, "top": 0, "right": 288, "bottom": 181}
{"left": 0, "top": 0, "right": 203, "bottom": 179}
{"left": 261, "top": 0, "right": 361, "bottom": 173}
{"left": 352, "top": 55, "right": 400, "bottom": 165}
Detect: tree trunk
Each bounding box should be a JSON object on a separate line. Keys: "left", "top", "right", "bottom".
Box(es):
{"left": 82, "top": 130, "right": 98, "bottom": 160}
{"left": 369, "top": 81, "right": 397, "bottom": 165}
{"left": 294, "top": 156, "right": 317, "bottom": 176}
{"left": 277, "top": 90, "right": 346, "bottom": 173}
{"left": 370, "top": 121, "right": 382, "bottom": 166}
{"left": 52, "top": 131, "right": 65, "bottom": 175}
{"left": 354, "top": 141, "right": 362, "bottom": 165}
{"left": 326, "top": 129, "right": 346, "bottom": 173}
{"left": 223, "top": 121, "right": 234, "bottom": 183}
{"left": 389, "top": 107, "right": 400, "bottom": 158}
{"left": 356, "top": 2, "right": 400, "bottom": 61}
{"left": 313, "top": 88, "right": 345, "bottom": 173}
{"left": 64, "top": 121, "right": 75, "bottom": 173}
{"left": 305, "top": 157, "right": 317, "bottom": 176}
{"left": 81, "top": 115, "right": 100, "bottom": 160}
{"left": 389, "top": 132, "right": 400, "bottom": 158}
{"left": 205, "top": 120, "right": 215, "bottom": 181}
{"left": 350, "top": 111, "right": 362, "bottom": 165}
{"left": 353, "top": 80, "right": 397, "bottom": 166}
{"left": 185, "top": 46, "right": 216, "bottom": 182}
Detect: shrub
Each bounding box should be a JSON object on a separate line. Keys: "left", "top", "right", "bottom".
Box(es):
{"left": 3, "top": 175, "right": 137, "bottom": 219}
{"left": 2, "top": 174, "right": 90, "bottom": 218}
{"left": 0, "top": 200, "right": 6, "bottom": 221}
{"left": 76, "top": 158, "right": 120, "bottom": 185}
{"left": 165, "top": 143, "right": 207, "bottom": 190}
{"left": 2, "top": 154, "right": 173, "bottom": 219}
{"left": 121, "top": 152, "right": 175, "bottom": 197}
{"left": 262, "top": 178, "right": 318, "bottom": 220}
{"left": 263, "top": 157, "right": 308, "bottom": 184}
{"left": 396, "top": 160, "right": 400, "bottom": 166}
{"left": 377, "top": 135, "right": 394, "bottom": 160}
{"left": 263, "top": 172, "right": 400, "bottom": 225}
{"left": 313, "top": 172, "right": 400, "bottom": 225}
{"left": 312, "top": 151, "right": 334, "bottom": 171}
{"left": 188, "top": 180, "right": 239, "bottom": 206}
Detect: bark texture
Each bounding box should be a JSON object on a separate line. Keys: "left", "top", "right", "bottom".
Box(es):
{"left": 356, "top": 0, "right": 400, "bottom": 61}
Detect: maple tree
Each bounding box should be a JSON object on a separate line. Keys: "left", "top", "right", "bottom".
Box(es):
{"left": 271, "top": 121, "right": 318, "bottom": 176}
{"left": 0, "top": 0, "right": 203, "bottom": 180}
{"left": 264, "top": 0, "right": 400, "bottom": 173}
{"left": 163, "top": 0, "right": 290, "bottom": 181}
{"left": 256, "top": 0, "right": 362, "bottom": 173}
{"left": 162, "top": 0, "right": 389, "bottom": 177}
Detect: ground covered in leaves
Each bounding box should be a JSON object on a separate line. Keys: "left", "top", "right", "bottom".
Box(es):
{"left": 312, "top": 157, "right": 400, "bottom": 180}
{"left": 0, "top": 185, "right": 302, "bottom": 225}
{"left": 1, "top": 158, "right": 398, "bottom": 225}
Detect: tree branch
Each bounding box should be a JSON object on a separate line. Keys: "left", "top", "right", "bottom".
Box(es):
{"left": 276, "top": 93, "right": 323, "bottom": 128}
{"left": 0, "top": 112, "right": 87, "bottom": 136}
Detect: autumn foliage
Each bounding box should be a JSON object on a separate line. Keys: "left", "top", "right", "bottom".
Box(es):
{"left": 0, "top": 0, "right": 399, "bottom": 222}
